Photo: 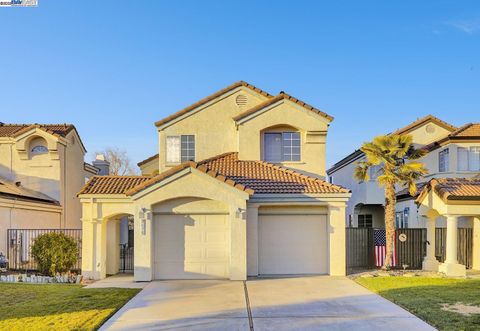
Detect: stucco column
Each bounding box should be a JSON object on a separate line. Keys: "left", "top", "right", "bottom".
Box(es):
{"left": 134, "top": 205, "right": 154, "bottom": 282}
{"left": 439, "top": 215, "right": 466, "bottom": 277}
{"left": 81, "top": 218, "right": 106, "bottom": 280}
{"left": 328, "top": 202, "right": 346, "bottom": 276}
{"left": 422, "top": 215, "right": 439, "bottom": 271}
{"left": 246, "top": 205, "right": 259, "bottom": 277}
{"left": 473, "top": 216, "right": 480, "bottom": 271}
{"left": 106, "top": 219, "right": 120, "bottom": 275}
{"left": 230, "top": 203, "right": 247, "bottom": 280}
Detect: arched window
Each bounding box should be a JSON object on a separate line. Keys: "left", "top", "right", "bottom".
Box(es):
{"left": 31, "top": 145, "right": 48, "bottom": 154}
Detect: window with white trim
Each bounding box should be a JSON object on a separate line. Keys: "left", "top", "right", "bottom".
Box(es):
{"left": 264, "top": 132, "right": 300, "bottom": 162}
{"left": 439, "top": 148, "right": 449, "bottom": 172}
{"left": 358, "top": 214, "right": 372, "bottom": 228}
{"left": 469, "top": 146, "right": 480, "bottom": 171}
{"left": 166, "top": 135, "right": 195, "bottom": 163}
{"left": 457, "top": 147, "right": 469, "bottom": 171}
{"left": 31, "top": 145, "right": 48, "bottom": 154}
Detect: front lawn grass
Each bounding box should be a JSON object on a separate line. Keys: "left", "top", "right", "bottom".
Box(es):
{"left": 0, "top": 283, "right": 139, "bottom": 331}
{"left": 356, "top": 277, "right": 480, "bottom": 331}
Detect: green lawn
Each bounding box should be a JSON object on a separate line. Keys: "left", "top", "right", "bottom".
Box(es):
{"left": 0, "top": 283, "right": 140, "bottom": 331}
{"left": 356, "top": 277, "right": 480, "bottom": 331}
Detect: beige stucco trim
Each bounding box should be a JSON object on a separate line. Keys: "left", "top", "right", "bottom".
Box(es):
{"left": 0, "top": 197, "right": 62, "bottom": 213}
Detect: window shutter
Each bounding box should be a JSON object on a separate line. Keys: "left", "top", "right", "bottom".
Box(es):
{"left": 166, "top": 136, "right": 180, "bottom": 163}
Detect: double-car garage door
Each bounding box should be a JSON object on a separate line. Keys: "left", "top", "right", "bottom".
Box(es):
{"left": 153, "top": 210, "right": 328, "bottom": 279}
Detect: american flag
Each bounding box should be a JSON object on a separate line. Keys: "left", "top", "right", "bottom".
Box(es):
{"left": 374, "top": 229, "right": 396, "bottom": 267}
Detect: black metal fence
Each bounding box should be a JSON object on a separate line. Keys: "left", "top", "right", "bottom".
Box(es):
{"left": 346, "top": 227, "right": 472, "bottom": 274}
{"left": 7, "top": 229, "right": 82, "bottom": 271}
{"left": 119, "top": 244, "right": 134, "bottom": 272}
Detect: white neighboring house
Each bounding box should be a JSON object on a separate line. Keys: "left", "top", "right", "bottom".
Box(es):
{"left": 327, "top": 115, "right": 480, "bottom": 229}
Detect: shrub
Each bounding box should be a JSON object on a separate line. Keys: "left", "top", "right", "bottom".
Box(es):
{"left": 31, "top": 232, "right": 79, "bottom": 276}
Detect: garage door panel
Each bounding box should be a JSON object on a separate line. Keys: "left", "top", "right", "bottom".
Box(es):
{"left": 259, "top": 215, "right": 328, "bottom": 275}
{"left": 154, "top": 213, "right": 230, "bottom": 279}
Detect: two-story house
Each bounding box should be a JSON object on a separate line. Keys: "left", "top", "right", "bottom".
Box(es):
{"left": 0, "top": 123, "right": 98, "bottom": 254}
{"left": 78, "top": 81, "right": 351, "bottom": 281}
{"left": 327, "top": 115, "right": 480, "bottom": 229}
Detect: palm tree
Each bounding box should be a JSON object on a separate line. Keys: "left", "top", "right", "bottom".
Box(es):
{"left": 354, "top": 134, "right": 427, "bottom": 269}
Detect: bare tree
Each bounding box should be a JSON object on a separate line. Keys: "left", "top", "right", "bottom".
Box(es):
{"left": 95, "top": 147, "right": 137, "bottom": 175}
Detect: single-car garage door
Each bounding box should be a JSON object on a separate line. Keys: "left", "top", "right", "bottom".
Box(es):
{"left": 154, "top": 214, "right": 230, "bottom": 279}
{"left": 258, "top": 214, "right": 328, "bottom": 275}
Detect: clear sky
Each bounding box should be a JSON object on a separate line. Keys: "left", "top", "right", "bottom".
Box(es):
{"left": 1, "top": 1, "right": 479, "bottom": 169}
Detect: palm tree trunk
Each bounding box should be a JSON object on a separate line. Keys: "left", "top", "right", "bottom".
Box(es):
{"left": 383, "top": 182, "right": 396, "bottom": 270}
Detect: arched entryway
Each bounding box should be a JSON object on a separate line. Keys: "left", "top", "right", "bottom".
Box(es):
{"left": 104, "top": 213, "right": 135, "bottom": 276}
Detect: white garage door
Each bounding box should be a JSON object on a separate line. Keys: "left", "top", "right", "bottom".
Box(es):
{"left": 259, "top": 214, "right": 328, "bottom": 275}
{"left": 154, "top": 214, "right": 229, "bottom": 279}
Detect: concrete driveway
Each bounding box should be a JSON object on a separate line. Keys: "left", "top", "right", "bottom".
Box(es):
{"left": 100, "top": 276, "right": 436, "bottom": 331}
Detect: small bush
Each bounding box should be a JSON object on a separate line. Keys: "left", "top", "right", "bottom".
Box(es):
{"left": 31, "top": 232, "right": 79, "bottom": 276}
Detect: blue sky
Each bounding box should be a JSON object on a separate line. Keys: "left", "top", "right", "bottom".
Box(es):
{"left": 1, "top": 1, "right": 479, "bottom": 169}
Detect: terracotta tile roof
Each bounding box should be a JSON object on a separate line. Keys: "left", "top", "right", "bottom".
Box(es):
{"left": 423, "top": 123, "right": 480, "bottom": 152}
{"left": 416, "top": 178, "right": 480, "bottom": 203}
{"left": 393, "top": 115, "right": 457, "bottom": 135}
{"left": 78, "top": 176, "right": 152, "bottom": 195}
{"left": 154, "top": 81, "right": 273, "bottom": 127}
{"left": 137, "top": 153, "right": 159, "bottom": 167}
{"left": 198, "top": 153, "right": 348, "bottom": 194}
{"left": 0, "top": 123, "right": 75, "bottom": 138}
{"left": 80, "top": 153, "right": 349, "bottom": 196}
{"left": 233, "top": 92, "right": 333, "bottom": 122}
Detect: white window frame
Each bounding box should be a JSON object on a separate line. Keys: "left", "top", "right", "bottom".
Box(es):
{"left": 457, "top": 147, "right": 469, "bottom": 171}
{"left": 166, "top": 135, "right": 195, "bottom": 164}
{"left": 263, "top": 131, "right": 301, "bottom": 162}
{"left": 469, "top": 146, "right": 480, "bottom": 171}
{"left": 438, "top": 148, "right": 449, "bottom": 173}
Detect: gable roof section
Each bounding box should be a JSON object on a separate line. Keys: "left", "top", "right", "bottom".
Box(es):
{"left": 137, "top": 153, "right": 159, "bottom": 167}
{"left": 396, "top": 181, "right": 428, "bottom": 200}
{"left": 416, "top": 178, "right": 480, "bottom": 203}
{"left": 233, "top": 92, "right": 333, "bottom": 123}
{"left": 423, "top": 123, "right": 480, "bottom": 152}
{"left": 0, "top": 123, "right": 76, "bottom": 138}
{"left": 78, "top": 176, "right": 152, "bottom": 195}
{"left": 154, "top": 81, "right": 273, "bottom": 127}
{"left": 80, "top": 153, "right": 349, "bottom": 196}
{"left": 393, "top": 115, "right": 457, "bottom": 135}
{"left": 327, "top": 115, "right": 457, "bottom": 174}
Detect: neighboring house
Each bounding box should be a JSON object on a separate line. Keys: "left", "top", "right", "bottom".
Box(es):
{"left": 327, "top": 115, "right": 480, "bottom": 229}
{"left": 78, "top": 81, "right": 351, "bottom": 281}
{"left": 0, "top": 123, "right": 98, "bottom": 254}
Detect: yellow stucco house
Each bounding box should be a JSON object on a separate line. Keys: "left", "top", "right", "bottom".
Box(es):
{"left": 78, "top": 81, "right": 351, "bottom": 281}
{"left": 0, "top": 123, "right": 98, "bottom": 257}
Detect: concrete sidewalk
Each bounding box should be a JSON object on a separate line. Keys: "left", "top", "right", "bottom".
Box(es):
{"left": 99, "top": 276, "right": 436, "bottom": 331}
{"left": 84, "top": 273, "right": 148, "bottom": 289}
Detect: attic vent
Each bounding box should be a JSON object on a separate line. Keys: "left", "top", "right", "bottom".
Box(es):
{"left": 425, "top": 124, "right": 436, "bottom": 134}
{"left": 235, "top": 94, "right": 248, "bottom": 107}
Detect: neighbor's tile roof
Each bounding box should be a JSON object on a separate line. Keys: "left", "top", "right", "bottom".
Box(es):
{"left": 396, "top": 181, "right": 428, "bottom": 199}
{"left": 0, "top": 176, "right": 59, "bottom": 205}
{"left": 423, "top": 123, "right": 480, "bottom": 152}
{"left": 154, "top": 81, "right": 273, "bottom": 127}
{"left": 233, "top": 92, "right": 333, "bottom": 122}
{"left": 416, "top": 178, "right": 480, "bottom": 203}
{"left": 78, "top": 176, "right": 152, "bottom": 195}
{"left": 80, "top": 153, "right": 349, "bottom": 196}
{"left": 0, "top": 123, "right": 76, "bottom": 138}
{"left": 393, "top": 114, "right": 457, "bottom": 135}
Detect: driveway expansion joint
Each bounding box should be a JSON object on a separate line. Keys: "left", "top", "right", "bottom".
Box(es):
{"left": 243, "top": 281, "right": 255, "bottom": 331}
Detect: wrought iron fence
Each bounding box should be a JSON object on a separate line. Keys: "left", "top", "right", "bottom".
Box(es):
{"left": 6, "top": 229, "right": 82, "bottom": 271}
{"left": 119, "top": 244, "right": 134, "bottom": 272}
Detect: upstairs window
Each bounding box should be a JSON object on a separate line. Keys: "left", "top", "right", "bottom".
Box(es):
{"left": 31, "top": 145, "right": 48, "bottom": 154}
{"left": 166, "top": 135, "right": 195, "bottom": 163}
{"left": 469, "top": 146, "right": 480, "bottom": 171}
{"left": 358, "top": 214, "right": 372, "bottom": 228}
{"left": 438, "top": 148, "right": 449, "bottom": 172}
{"left": 457, "top": 147, "right": 469, "bottom": 171}
{"left": 264, "top": 132, "right": 300, "bottom": 162}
